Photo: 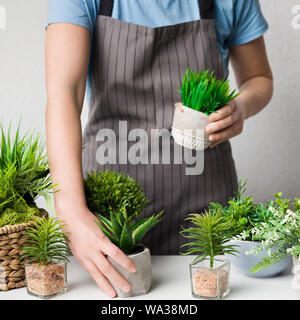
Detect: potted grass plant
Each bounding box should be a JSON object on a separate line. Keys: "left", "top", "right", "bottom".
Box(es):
{"left": 210, "top": 180, "right": 292, "bottom": 278}
{"left": 22, "top": 216, "right": 69, "bottom": 298}
{"left": 84, "top": 170, "right": 164, "bottom": 298}
{"left": 180, "top": 208, "right": 238, "bottom": 300}
{"left": 172, "top": 69, "right": 239, "bottom": 150}
{"left": 0, "top": 123, "right": 53, "bottom": 291}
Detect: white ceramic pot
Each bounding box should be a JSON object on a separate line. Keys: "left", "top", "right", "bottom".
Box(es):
{"left": 226, "top": 240, "right": 292, "bottom": 278}
{"left": 292, "top": 257, "right": 300, "bottom": 300}
{"left": 107, "top": 245, "right": 152, "bottom": 298}
{"left": 171, "top": 102, "right": 210, "bottom": 151}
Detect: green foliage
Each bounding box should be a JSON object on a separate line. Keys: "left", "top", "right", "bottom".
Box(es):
{"left": 96, "top": 203, "right": 164, "bottom": 254}
{"left": 177, "top": 69, "right": 239, "bottom": 116}
{"left": 21, "top": 216, "right": 70, "bottom": 265}
{"left": 180, "top": 208, "right": 239, "bottom": 268}
{"left": 0, "top": 204, "right": 43, "bottom": 228}
{"left": 248, "top": 193, "right": 300, "bottom": 273}
{"left": 0, "top": 123, "right": 53, "bottom": 222}
{"left": 84, "top": 170, "right": 147, "bottom": 221}
{"left": 249, "top": 249, "right": 289, "bottom": 274}
{"left": 210, "top": 179, "right": 274, "bottom": 241}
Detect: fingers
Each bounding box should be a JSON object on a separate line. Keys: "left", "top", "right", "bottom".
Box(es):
{"left": 209, "top": 123, "right": 243, "bottom": 148}
{"left": 103, "top": 241, "right": 137, "bottom": 273}
{"left": 80, "top": 258, "right": 117, "bottom": 298}
{"left": 206, "top": 112, "right": 238, "bottom": 134}
{"left": 92, "top": 252, "right": 131, "bottom": 294}
{"left": 175, "top": 102, "right": 184, "bottom": 112}
{"left": 208, "top": 102, "right": 235, "bottom": 122}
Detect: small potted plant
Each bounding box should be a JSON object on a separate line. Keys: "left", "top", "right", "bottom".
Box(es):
{"left": 180, "top": 208, "right": 238, "bottom": 300}
{"left": 246, "top": 194, "right": 299, "bottom": 298}
{"left": 21, "top": 216, "right": 70, "bottom": 298}
{"left": 0, "top": 123, "right": 53, "bottom": 291}
{"left": 172, "top": 69, "right": 239, "bottom": 150}
{"left": 85, "top": 170, "right": 164, "bottom": 298}
{"left": 211, "top": 180, "right": 292, "bottom": 277}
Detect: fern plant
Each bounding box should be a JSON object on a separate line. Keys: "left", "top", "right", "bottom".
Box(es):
{"left": 0, "top": 123, "right": 54, "bottom": 226}
{"left": 96, "top": 202, "right": 164, "bottom": 255}
{"left": 84, "top": 170, "right": 147, "bottom": 221}
{"left": 180, "top": 208, "right": 239, "bottom": 268}
{"left": 247, "top": 193, "right": 300, "bottom": 273}
{"left": 21, "top": 216, "right": 70, "bottom": 265}
{"left": 177, "top": 69, "right": 239, "bottom": 116}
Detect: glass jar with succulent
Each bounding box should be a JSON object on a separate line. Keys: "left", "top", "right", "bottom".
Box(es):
{"left": 171, "top": 69, "right": 239, "bottom": 150}
{"left": 180, "top": 208, "right": 238, "bottom": 300}
{"left": 84, "top": 170, "right": 164, "bottom": 298}
{"left": 21, "top": 216, "right": 70, "bottom": 298}
{"left": 210, "top": 180, "right": 292, "bottom": 278}
{"left": 0, "top": 123, "right": 53, "bottom": 291}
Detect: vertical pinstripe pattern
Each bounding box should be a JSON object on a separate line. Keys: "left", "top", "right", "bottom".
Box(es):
{"left": 82, "top": 4, "right": 238, "bottom": 255}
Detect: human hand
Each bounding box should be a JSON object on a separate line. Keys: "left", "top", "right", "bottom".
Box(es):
{"left": 58, "top": 207, "right": 137, "bottom": 298}
{"left": 205, "top": 99, "right": 246, "bottom": 148}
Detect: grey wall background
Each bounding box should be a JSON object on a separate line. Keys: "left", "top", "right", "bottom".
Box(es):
{"left": 0, "top": 0, "right": 299, "bottom": 208}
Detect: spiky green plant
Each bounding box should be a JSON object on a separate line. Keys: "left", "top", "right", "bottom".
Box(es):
{"left": 177, "top": 69, "right": 239, "bottom": 116}
{"left": 180, "top": 208, "right": 239, "bottom": 268}
{"left": 0, "top": 123, "right": 54, "bottom": 223}
{"left": 84, "top": 170, "right": 147, "bottom": 221}
{"left": 96, "top": 203, "right": 164, "bottom": 254}
{"left": 21, "top": 216, "right": 70, "bottom": 265}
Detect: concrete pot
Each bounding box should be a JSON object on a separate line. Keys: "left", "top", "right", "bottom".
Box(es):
{"left": 171, "top": 102, "right": 211, "bottom": 151}
{"left": 292, "top": 257, "right": 300, "bottom": 300}
{"left": 107, "top": 245, "right": 152, "bottom": 298}
{"left": 226, "top": 240, "right": 292, "bottom": 278}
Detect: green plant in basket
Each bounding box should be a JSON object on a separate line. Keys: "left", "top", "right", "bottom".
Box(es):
{"left": 0, "top": 123, "right": 54, "bottom": 227}
{"left": 177, "top": 69, "right": 239, "bottom": 116}
{"left": 180, "top": 208, "right": 239, "bottom": 268}
{"left": 84, "top": 170, "right": 147, "bottom": 221}
{"left": 96, "top": 202, "right": 164, "bottom": 255}
{"left": 21, "top": 216, "right": 70, "bottom": 265}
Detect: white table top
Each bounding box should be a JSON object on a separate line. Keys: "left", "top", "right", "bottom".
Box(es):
{"left": 1, "top": 256, "right": 296, "bottom": 300}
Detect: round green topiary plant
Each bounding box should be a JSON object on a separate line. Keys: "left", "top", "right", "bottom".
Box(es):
{"left": 84, "top": 170, "right": 147, "bottom": 221}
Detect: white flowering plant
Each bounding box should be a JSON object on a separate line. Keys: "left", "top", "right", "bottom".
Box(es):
{"left": 247, "top": 193, "right": 300, "bottom": 273}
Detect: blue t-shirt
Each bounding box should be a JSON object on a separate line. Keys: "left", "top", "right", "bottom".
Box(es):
{"left": 47, "top": 0, "right": 268, "bottom": 98}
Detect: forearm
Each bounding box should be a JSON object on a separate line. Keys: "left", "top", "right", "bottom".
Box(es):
{"left": 46, "top": 94, "right": 87, "bottom": 217}
{"left": 235, "top": 76, "right": 273, "bottom": 120}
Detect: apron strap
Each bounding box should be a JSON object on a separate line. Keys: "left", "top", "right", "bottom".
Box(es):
{"left": 199, "top": 0, "right": 214, "bottom": 19}
{"left": 99, "top": 0, "right": 114, "bottom": 16}
{"left": 99, "top": 0, "right": 214, "bottom": 19}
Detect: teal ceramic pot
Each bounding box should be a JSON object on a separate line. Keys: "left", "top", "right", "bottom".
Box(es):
{"left": 226, "top": 240, "right": 292, "bottom": 278}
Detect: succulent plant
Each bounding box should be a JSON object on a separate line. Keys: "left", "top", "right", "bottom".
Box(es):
{"left": 96, "top": 202, "right": 164, "bottom": 255}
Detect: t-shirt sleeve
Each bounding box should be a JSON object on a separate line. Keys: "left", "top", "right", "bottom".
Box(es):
{"left": 228, "top": 0, "right": 268, "bottom": 46}
{"left": 47, "top": 0, "right": 99, "bottom": 31}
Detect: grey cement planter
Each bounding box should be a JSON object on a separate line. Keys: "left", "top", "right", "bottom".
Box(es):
{"left": 107, "top": 245, "right": 152, "bottom": 298}
{"left": 226, "top": 240, "right": 292, "bottom": 278}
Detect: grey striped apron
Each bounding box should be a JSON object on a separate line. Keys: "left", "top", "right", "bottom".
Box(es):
{"left": 82, "top": 0, "right": 238, "bottom": 255}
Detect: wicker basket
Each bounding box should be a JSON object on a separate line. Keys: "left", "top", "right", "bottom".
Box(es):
{"left": 0, "top": 209, "right": 48, "bottom": 291}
